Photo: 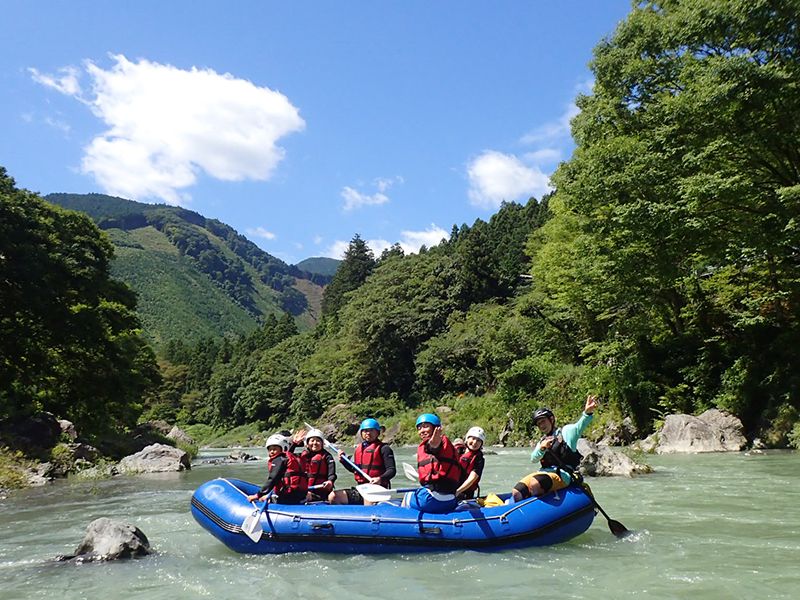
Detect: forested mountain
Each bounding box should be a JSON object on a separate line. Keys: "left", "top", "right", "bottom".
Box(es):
{"left": 146, "top": 199, "right": 553, "bottom": 435}
{"left": 296, "top": 257, "right": 341, "bottom": 278}
{"left": 46, "top": 193, "right": 326, "bottom": 346}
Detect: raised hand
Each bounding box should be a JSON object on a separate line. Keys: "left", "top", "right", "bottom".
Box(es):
{"left": 585, "top": 394, "right": 599, "bottom": 415}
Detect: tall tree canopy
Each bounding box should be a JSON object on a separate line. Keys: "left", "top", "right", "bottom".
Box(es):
{"left": 532, "top": 0, "right": 800, "bottom": 430}
{"left": 320, "top": 234, "right": 376, "bottom": 318}
{"left": 0, "top": 168, "right": 159, "bottom": 434}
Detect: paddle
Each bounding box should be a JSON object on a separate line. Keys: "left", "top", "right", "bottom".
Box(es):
{"left": 584, "top": 486, "right": 630, "bottom": 538}
{"left": 403, "top": 462, "right": 419, "bottom": 482}
{"left": 304, "top": 422, "right": 373, "bottom": 482}
{"left": 241, "top": 485, "right": 324, "bottom": 542}
{"left": 241, "top": 492, "right": 274, "bottom": 542}
{"left": 542, "top": 448, "right": 630, "bottom": 538}
{"left": 356, "top": 483, "right": 417, "bottom": 504}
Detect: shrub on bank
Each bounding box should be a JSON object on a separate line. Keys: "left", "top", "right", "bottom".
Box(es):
{"left": 0, "top": 447, "right": 33, "bottom": 490}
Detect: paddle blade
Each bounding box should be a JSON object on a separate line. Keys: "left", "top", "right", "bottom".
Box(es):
{"left": 402, "top": 462, "right": 419, "bottom": 482}
{"left": 242, "top": 508, "right": 263, "bottom": 542}
{"left": 356, "top": 483, "right": 393, "bottom": 503}
{"left": 608, "top": 518, "right": 631, "bottom": 538}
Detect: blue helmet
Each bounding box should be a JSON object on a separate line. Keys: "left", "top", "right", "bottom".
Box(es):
{"left": 359, "top": 418, "right": 381, "bottom": 431}
{"left": 415, "top": 413, "right": 441, "bottom": 427}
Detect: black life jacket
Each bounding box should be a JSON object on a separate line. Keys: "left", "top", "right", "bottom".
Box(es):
{"left": 540, "top": 428, "right": 582, "bottom": 473}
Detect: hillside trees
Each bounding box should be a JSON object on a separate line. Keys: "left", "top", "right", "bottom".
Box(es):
{"left": 145, "top": 198, "right": 554, "bottom": 430}
{"left": 290, "top": 200, "right": 551, "bottom": 417}
{"left": 0, "top": 168, "right": 160, "bottom": 435}
{"left": 320, "top": 235, "right": 376, "bottom": 318}
{"left": 146, "top": 313, "right": 301, "bottom": 425}
{"left": 532, "top": 0, "right": 800, "bottom": 431}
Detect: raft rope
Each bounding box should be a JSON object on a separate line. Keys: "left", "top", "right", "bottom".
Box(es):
{"left": 211, "top": 477, "right": 546, "bottom": 527}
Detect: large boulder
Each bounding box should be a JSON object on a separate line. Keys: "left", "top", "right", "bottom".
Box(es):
{"left": 0, "top": 412, "right": 61, "bottom": 455}
{"left": 599, "top": 417, "right": 640, "bottom": 446}
{"left": 58, "top": 419, "right": 77, "bottom": 441}
{"left": 381, "top": 422, "right": 400, "bottom": 445}
{"left": 118, "top": 443, "right": 191, "bottom": 474}
{"left": 314, "top": 404, "right": 362, "bottom": 441}
{"left": 498, "top": 417, "right": 514, "bottom": 447}
{"left": 57, "top": 518, "right": 150, "bottom": 562}
{"left": 578, "top": 439, "right": 653, "bottom": 477}
{"left": 166, "top": 425, "right": 195, "bottom": 447}
{"left": 655, "top": 409, "right": 747, "bottom": 453}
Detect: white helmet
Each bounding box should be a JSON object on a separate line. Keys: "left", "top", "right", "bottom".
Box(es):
{"left": 466, "top": 426, "right": 486, "bottom": 444}
{"left": 265, "top": 433, "right": 290, "bottom": 452}
{"left": 304, "top": 428, "right": 325, "bottom": 444}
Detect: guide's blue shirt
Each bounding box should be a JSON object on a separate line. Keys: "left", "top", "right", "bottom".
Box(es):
{"left": 529, "top": 411, "right": 593, "bottom": 485}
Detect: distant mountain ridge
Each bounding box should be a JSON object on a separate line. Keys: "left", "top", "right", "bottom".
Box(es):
{"left": 46, "top": 193, "right": 327, "bottom": 346}
{"left": 296, "top": 256, "right": 341, "bottom": 277}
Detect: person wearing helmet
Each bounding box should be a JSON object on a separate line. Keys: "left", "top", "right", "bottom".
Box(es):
{"left": 329, "top": 417, "right": 396, "bottom": 506}
{"left": 295, "top": 428, "right": 337, "bottom": 502}
{"left": 401, "top": 413, "right": 462, "bottom": 513}
{"left": 455, "top": 426, "right": 486, "bottom": 500}
{"left": 510, "top": 394, "right": 599, "bottom": 502}
{"left": 452, "top": 438, "right": 467, "bottom": 456}
{"left": 246, "top": 433, "right": 308, "bottom": 505}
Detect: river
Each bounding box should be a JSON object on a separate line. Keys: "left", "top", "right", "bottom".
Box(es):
{"left": 1, "top": 447, "right": 798, "bottom": 599}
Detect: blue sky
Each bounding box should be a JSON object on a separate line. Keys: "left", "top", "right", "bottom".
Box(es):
{"left": 1, "top": 1, "right": 632, "bottom": 264}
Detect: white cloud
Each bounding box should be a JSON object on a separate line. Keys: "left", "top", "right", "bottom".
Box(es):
{"left": 397, "top": 224, "right": 449, "bottom": 252}
{"left": 246, "top": 227, "right": 276, "bottom": 240}
{"left": 519, "top": 103, "right": 579, "bottom": 145}
{"left": 341, "top": 186, "right": 390, "bottom": 211}
{"left": 522, "top": 148, "right": 562, "bottom": 164}
{"left": 326, "top": 240, "right": 351, "bottom": 260}
{"left": 520, "top": 80, "right": 591, "bottom": 146}
{"left": 31, "top": 54, "right": 305, "bottom": 205}
{"left": 44, "top": 116, "right": 71, "bottom": 135}
{"left": 324, "top": 224, "right": 448, "bottom": 259}
{"left": 29, "top": 66, "right": 82, "bottom": 96}
{"left": 467, "top": 150, "right": 551, "bottom": 209}
{"left": 375, "top": 175, "right": 404, "bottom": 193}
{"left": 313, "top": 235, "right": 323, "bottom": 245}
{"left": 341, "top": 176, "right": 403, "bottom": 211}
{"left": 465, "top": 83, "right": 595, "bottom": 209}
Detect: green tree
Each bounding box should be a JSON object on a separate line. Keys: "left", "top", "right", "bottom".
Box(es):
{"left": 321, "top": 234, "right": 376, "bottom": 318}
{"left": 0, "top": 167, "right": 159, "bottom": 434}
{"left": 534, "top": 0, "right": 800, "bottom": 430}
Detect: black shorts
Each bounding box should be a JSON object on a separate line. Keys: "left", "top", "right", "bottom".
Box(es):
{"left": 275, "top": 490, "right": 306, "bottom": 505}
{"left": 307, "top": 490, "right": 328, "bottom": 502}
{"left": 343, "top": 487, "right": 365, "bottom": 505}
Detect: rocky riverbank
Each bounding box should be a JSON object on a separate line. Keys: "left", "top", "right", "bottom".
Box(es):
{"left": 0, "top": 413, "right": 196, "bottom": 496}
{"left": 0, "top": 405, "right": 778, "bottom": 497}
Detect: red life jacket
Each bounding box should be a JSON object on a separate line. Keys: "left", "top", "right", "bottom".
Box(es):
{"left": 458, "top": 449, "right": 483, "bottom": 495}
{"left": 417, "top": 435, "right": 463, "bottom": 494}
{"left": 300, "top": 448, "right": 330, "bottom": 487}
{"left": 268, "top": 451, "right": 308, "bottom": 496}
{"left": 353, "top": 441, "right": 387, "bottom": 485}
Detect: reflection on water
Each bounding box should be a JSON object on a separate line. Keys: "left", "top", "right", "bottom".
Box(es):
{"left": 1, "top": 448, "right": 798, "bottom": 599}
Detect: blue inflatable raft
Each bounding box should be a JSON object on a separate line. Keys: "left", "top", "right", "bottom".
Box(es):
{"left": 191, "top": 477, "right": 596, "bottom": 554}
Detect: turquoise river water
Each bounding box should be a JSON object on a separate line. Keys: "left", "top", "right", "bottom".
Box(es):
{"left": 1, "top": 448, "right": 798, "bottom": 599}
